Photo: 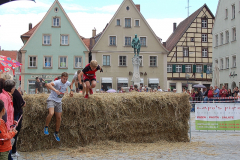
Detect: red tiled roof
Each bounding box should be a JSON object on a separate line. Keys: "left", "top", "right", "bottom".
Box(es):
{"left": 166, "top": 4, "right": 214, "bottom": 52}
{"left": 21, "top": 22, "right": 41, "bottom": 38}
{"left": 82, "top": 38, "right": 90, "bottom": 50}
{"left": 0, "top": 50, "right": 18, "bottom": 60}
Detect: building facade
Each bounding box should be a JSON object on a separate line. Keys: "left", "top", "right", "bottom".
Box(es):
{"left": 91, "top": 0, "right": 168, "bottom": 91}
{"left": 212, "top": 0, "right": 239, "bottom": 90}
{"left": 166, "top": 4, "right": 215, "bottom": 93}
{"left": 19, "top": 0, "right": 89, "bottom": 94}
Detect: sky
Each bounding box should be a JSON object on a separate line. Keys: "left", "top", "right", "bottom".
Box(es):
{"left": 0, "top": 0, "right": 218, "bottom": 50}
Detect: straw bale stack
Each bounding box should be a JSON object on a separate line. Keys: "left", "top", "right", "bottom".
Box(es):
{"left": 18, "top": 92, "right": 191, "bottom": 152}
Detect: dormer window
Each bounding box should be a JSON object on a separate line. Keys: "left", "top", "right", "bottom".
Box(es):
{"left": 52, "top": 17, "right": 61, "bottom": 27}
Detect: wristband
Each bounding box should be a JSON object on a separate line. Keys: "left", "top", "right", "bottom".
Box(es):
{"left": 71, "top": 89, "right": 74, "bottom": 92}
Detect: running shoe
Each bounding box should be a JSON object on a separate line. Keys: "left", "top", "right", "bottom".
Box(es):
{"left": 44, "top": 126, "right": 49, "bottom": 135}
{"left": 54, "top": 132, "right": 60, "bottom": 142}
{"left": 84, "top": 94, "right": 89, "bottom": 99}
{"left": 89, "top": 88, "right": 93, "bottom": 95}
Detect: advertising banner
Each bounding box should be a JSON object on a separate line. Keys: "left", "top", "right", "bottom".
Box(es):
{"left": 195, "top": 103, "right": 240, "bottom": 130}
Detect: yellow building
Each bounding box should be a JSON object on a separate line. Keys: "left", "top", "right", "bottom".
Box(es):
{"left": 90, "top": 0, "right": 168, "bottom": 91}
{"left": 165, "top": 4, "right": 215, "bottom": 92}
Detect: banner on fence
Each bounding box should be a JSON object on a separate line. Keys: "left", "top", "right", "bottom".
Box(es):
{"left": 195, "top": 103, "right": 240, "bottom": 130}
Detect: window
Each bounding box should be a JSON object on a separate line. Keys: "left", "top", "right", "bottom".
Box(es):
{"left": 220, "top": 33, "right": 223, "bottom": 45}
{"left": 75, "top": 57, "right": 82, "bottom": 68}
{"left": 43, "top": 35, "right": 51, "bottom": 45}
{"left": 125, "top": 37, "right": 131, "bottom": 46}
{"left": 135, "top": 19, "right": 139, "bottom": 26}
{"left": 61, "top": 35, "right": 69, "bottom": 45}
{"left": 44, "top": 57, "right": 51, "bottom": 68}
{"left": 183, "top": 47, "right": 189, "bottom": 57}
{"left": 103, "top": 55, "right": 110, "bottom": 66}
{"left": 196, "top": 65, "right": 202, "bottom": 73}
{"left": 232, "top": 4, "right": 235, "bottom": 19}
{"left": 202, "top": 48, "right": 208, "bottom": 57}
{"left": 167, "top": 65, "right": 172, "bottom": 72}
{"left": 119, "top": 56, "right": 127, "bottom": 66}
{"left": 226, "top": 31, "right": 229, "bottom": 43}
{"left": 150, "top": 56, "right": 157, "bottom": 67}
{"left": 190, "top": 37, "right": 195, "bottom": 42}
{"left": 125, "top": 18, "right": 131, "bottom": 28}
{"left": 185, "top": 65, "right": 191, "bottom": 73}
{"left": 232, "top": 28, "right": 236, "bottom": 41}
{"left": 207, "top": 65, "right": 212, "bottom": 73}
{"left": 139, "top": 55, "right": 143, "bottom": 66}
{"left": 109, "top": 36, "right": 116, "bottom": 46}
{"left": 202, "top": 19, "right": 207, "bottom": 28}
{"left": 116, "top": 19, "right": 120, "bottom": 26}
{"left": 53, "top": 17, "right": 60, "bottom": 27}
{"left": 233, "top": 56, "right": 236, "bottom": 68}
{"left": 54, "top": 7, "right": 58, "bottom": 13}
{"left": 225, "top": 8, "right": 228, "bottom": 19}
{"left": 29, "top": 56, "right": 36, "bottom": 67}
{"left": 226, "top": 57, "right": 229, "bottom": 69}
{"left": 140, "top": 37, "right": 146, "bottom": 46}
{"left": 220, "top": 58, "right": 223, "bottom": 69}
{"left": 202, "top": 34, "right": 207, "bottom": 42}
{"left": 176, "top": 65, "right": 182, "bottom": 73}
{"left": 215, "top": 35, "right": 218, "bottom": 46}
{"left": 59, "top": 57, "right": 67, "bottom": 68}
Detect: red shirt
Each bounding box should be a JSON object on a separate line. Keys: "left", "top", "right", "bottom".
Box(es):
{"left": 0, "top": 119, "right": 16, "bottom": 152}
{"left": 82, "top": 64, "right": 100, "bottom": 77}
{"left": 208, "top": 89, "right": 214, "bottom": 98}
{"left": 219, "top": 89, "right": 228, "bottom": 97}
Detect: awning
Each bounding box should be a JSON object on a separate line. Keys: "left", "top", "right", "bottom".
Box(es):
{"left": 118, "top": 78, "right": 128, "bottom": 83}
{"left": 140, "top": 78, "right": 144, "bottom": 83}
{"left": 149, "top": 78, "right": 159, "bottom": 84}
{"left": 102, "top": 78, "right": 112, "bottom": 83}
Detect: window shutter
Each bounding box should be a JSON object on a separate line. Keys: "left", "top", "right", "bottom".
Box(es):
{"left": 203, "top": 65, "right": 207, "bottom": 73}
{"left": 172, "top": 64, "right": 176, "bottom": 73}
{"left": 182, "top": 65, "right": 185, "bottom": 73}
{"left": 193, "top": 65, "right": 196, "bottom": 73}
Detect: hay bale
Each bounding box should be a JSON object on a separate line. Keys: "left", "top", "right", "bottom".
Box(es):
{"left": 18, "top": 92, "right": 191, "bottom": 152}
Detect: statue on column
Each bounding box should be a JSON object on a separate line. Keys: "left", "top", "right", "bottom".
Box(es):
{"left": 131, "top": 34, "right": 141, "bottom": 56}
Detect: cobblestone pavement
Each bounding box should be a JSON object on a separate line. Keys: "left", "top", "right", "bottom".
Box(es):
{"left": 17, "top": 112, "right": 240, "bottom": 160}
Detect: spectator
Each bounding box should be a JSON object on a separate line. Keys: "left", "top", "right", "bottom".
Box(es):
{"left": 153, "top": 88, "right": 157, "bottom": 92}
{"left": 139, "top": 86, "right": 143, "bottom": 92}
{"left": 129, "top": 85, "right": 134, "bottom": 92}
{"left": 168, "top": 88, "right": 171, "bottom": 92}
{"left": 23, "top": 90, "right": 27, "bottom": 95}
{"left": 143, "top": 88, "right": 147, "bottom": 92}
{"left": 227, "top": 89, "right": 232, "bottom": 97}
{"left": 213, "top": 86, "right": 220, "bottom": 98}
{"left": 144, "top": 85, "right": 148, "bottom": 92}
{"left": 134, "top": 85, "right": 139, "bottom": 92}
{"left": 150, "top": 88, "right": 153, "bottom": 92}
{"left": 190, "top": 89, "right": 195, "bottom": 101}
{"left": 173, "top": 89, "right": 177, "bottom": 93}
{"left": 35, "top": 77, "right": 43, "bottom": 94}
{"left": 157, "top": 86, "right": 162, "bottom": 92}
{"left": 195, "top": 88, "right": 203, "bottom": 101}
{"left": 119, "top": 87, "right": 124, "bottom": 93}
{"left": 234, "top": 87, "right": 239, "bottom": 97}
{"left": 182, "top": 88, "right": 186, "bottom": 93}
{"left": 207, "top": 86, "right": 214, "bottom": 101}
{"left": 187, "top": 90, "right": 190, "bottom": 94}
{"left": 101, "top": 85, "right": 104, "bottom": 92}
{"left": 203, "top": 87, "right": 209, "bottom": 102}
{"left": 219, "top": 85, "right": 228, "bottom": 98}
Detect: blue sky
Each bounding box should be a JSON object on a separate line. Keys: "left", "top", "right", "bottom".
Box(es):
{"left": 0, "top": 0, "right": 218, "bottom": 50}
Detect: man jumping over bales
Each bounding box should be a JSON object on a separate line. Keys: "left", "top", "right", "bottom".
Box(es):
{"left": 44, "top": 72, "right": 73, "bottom": 141}
{"left": 71, "top": 70, "right": 85, "bottom": 94}
{"left": 79, "top": 60, "right": 103, "bottom": 99}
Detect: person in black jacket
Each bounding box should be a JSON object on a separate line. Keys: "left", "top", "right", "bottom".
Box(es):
{"left": 11, "top": 89, "right": 26, "bottom": 158}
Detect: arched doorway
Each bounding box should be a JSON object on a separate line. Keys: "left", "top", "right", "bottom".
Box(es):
{"left": 231, "top": 81, "right": 236, "bottom": 90}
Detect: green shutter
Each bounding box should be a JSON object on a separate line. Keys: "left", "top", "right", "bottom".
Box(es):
{"left": 203, "top": 65, "right": 207, "bottom": 73}
{"left": 172, "top": 64, "right": 176, "bottom": 73}
{"left": 182, "top": 65, "right": 185, "bottom": 73}
{"left": 193, "top": 65, "right": 196, "bottom": 73}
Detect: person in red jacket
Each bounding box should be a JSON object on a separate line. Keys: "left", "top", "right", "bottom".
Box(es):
{"left": 0, "top": 100, "right": 17, "bottom": 159}
{"left": 219, "top": 85, "right": 228, "bottom": 101}
{"left": 79, "top": 60, "right": 102, "bottom": 99}
{"left": 207, "top": 86, "right": 214, "bottom": 101}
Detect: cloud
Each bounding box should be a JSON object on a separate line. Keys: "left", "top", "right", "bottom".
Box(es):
{"left": 94, "top": 5, "right": 120, "bottom": 13}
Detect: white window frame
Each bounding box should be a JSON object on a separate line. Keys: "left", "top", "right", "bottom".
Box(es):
{"left": 226, "top": 57, "right": 229, "bottom": 69}
{"left": 140, "top": 36, "right": 147, "bottom": 47}
{"left": 103, "top": 55, "right": 111, "bottom": 66}
{"left": 202, "top": 48, "right": 208, "bottom": 57}
{"left": 167, "top": 64, "right": 172, "bottom": 72}
{"left": 116, "top": 19, "right": 121, "bottom": 26}
{"left": 149, "top": 56, "right": 157, "bottom": 67}
{"left": 220, "top": 58, "right": 223, "bottom": 70}
{"left": 42, "top": 34, "right": 51, "bottom": 45}
{"left": 124, "top": 18, "right": 131, "bottom": 28}
{"left": 109, "top": 35, "right": 117, "bottom": 46}
{"left": 225, "top": 8, "right": 228, "bottom": 19}
{"left": 125, "top": 36, "right": 131, "bottom": 46}
{"left": 74, "top": 56, "right": 82, "bottom": 68}
{"left": 202, "top": 19, "right": 207, "bottom": 28}
{"left": 226, "top": 30, "right": 229, "bottom": 43}
{"left": 52, "top": 17, "right": 61, "bottom": 27}
{"left": 176, "top": 65, "right": 182, "bottom": 73}
{"left": 139, "top": 55, "right": 143, "bottom": 66}
{"left": 220, "top": 33, "right": 223, "bottom": 45}
{"left": 232, "top": 56, "right": 236, "bottom": 68}
{"left": 119, "top": 55, "right": 127, "bottom": 66}
{"left": 185, "top": 65, "right": 191, "bottom": 73}
{"left": 29, "top": 56, "right": 37, "bottom": 68}
{"left": 60, "top": 34, "right": 69, "bottom": 45}
{"left": 59, "top": 56, "right": 68, "bottom": 68}
{"left": 215, "top": 34, "right": 218, "bottom": 46}
{"left": 43, "top": 56, "right": 52, "bottom": 68}
{"left": 232, "top": 27, "right": 236, "bottom": 41}
{"left": 232, "top": 4, "right": 235, "bottom": 19}
{"left": 134, "top": 19, "right": 140, "bottom": 27}
{"left": 183, "top": 47, "right": 189, "bottom": 57}
{"left": 202, "top": 34, "right": 207, "bottom": 42}
{"left": 196, "top": 65, "right": 202, "bottom": 73}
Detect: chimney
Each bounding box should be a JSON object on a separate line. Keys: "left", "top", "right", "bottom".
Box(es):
{"left": 173, "top": 23, "right": 177, "bottom": 32}
{"left": 92, "top": 27, "right": 96, "bottom": 37}
{"left": 29, "top": 23, "right": 32, "bottom": 30}
{"left": 163, "top": 42, "right": 166, "bottom": 47}
{"left": 135, "top": 4, "right": 140, "bottom": 12}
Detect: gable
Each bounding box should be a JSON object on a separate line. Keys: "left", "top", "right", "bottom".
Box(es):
{"left": 21, "top": 0, "right": 89, "bottom": 52}
{"left": 92, "top": 0, "right": 168, "bottom": 53}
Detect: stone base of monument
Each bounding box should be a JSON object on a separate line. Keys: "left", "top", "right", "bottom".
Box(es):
{"left": 131, "top": 56, "right": 141, "bottom": 88}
